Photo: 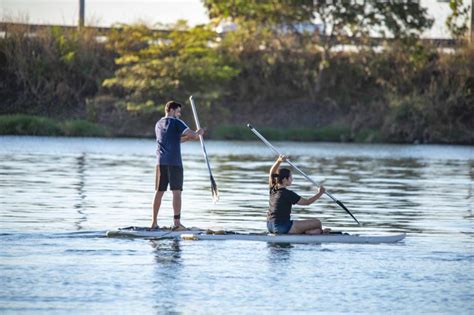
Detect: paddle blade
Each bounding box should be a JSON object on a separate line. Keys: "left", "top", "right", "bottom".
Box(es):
{"left": 336, "top": 200, "right": 361, "bottom": 225}
{"left": 210, "top": 175, "right": 219, "bottom": 203}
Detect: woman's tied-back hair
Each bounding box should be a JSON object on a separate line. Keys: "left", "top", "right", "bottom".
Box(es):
{"left": 271, "top": 168, "right": 291, "bottom": 186}
{"left": 165, "top": 101, "right": 182, "bottom": 113}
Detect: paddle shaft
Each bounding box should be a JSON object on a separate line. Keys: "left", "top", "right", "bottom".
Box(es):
{"left": 189, "top": 96, "right": 213, "bottom": 175}
{"left": 247, "top": 124, "right": 361, "bottom": 225}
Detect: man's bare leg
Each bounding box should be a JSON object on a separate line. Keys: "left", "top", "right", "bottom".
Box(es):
{"left": 172, "top": 190, "right": 182, "bottom": 228}
{"left": 151, "top": 190, "right": 165, "bottom": 229}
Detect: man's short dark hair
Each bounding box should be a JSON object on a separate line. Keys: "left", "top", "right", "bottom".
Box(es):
{"left": 165, "top": 101, "right": 182, "bottom": 113}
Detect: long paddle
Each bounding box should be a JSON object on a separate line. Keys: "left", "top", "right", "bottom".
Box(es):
{"left": 189, "top": 96, "right": 219, "bottom": 203}
{"left": 247, "top": 124, "right": 361, "bottom": 225}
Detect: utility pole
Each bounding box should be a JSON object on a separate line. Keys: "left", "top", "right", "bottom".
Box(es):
{"left": 79, "top": 0, "right": 85, "bottom": 29}
{"left": 471, "top": 0, "right": 473, "bottom": 43}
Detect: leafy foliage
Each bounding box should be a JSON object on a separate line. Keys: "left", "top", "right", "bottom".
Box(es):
{"left": 0, "top": 3, "right": 472, "bottom": 143}
{"left": 0, "top": 114, "right": 62, "bottom": 135}
{"left": 103, "top": 21, "right": 239, "bottom": 112}
{"left": 446, "top": 0, "right": 471, "bottom": 40}
{"left": 203, "top": 0, "right": 433, "bottom": 41}
{"left": 0, "top": 114, "right": 108, "bottom": 137}
{"left": 203, "top": 0, "right": 434, "bottom": 97}
{"left": 0, "top": 25, "right": 114, "bottom": 116}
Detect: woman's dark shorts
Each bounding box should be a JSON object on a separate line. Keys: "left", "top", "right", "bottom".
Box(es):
{"left": 156, "top": 165, "right": 183, "bottom": 191}
{"left": 267, "top": 220, "right": 293, "bottom": 234}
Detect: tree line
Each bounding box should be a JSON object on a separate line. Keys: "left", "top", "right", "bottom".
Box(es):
{"left": 0, "top": 0, "right": 472, "bottom": 143}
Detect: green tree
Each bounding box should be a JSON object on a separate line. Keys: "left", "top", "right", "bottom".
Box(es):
{"left": 203, "top": 0, "right": 433, "bottom": 95}
{"left": 0, "top": 25, "right": 113, "bottom": 116}
{"left": 446, "top": 0, "right": 471, "bottom": 41}
{"left": 103, "top": 21, "right": 238, "bottom": 113}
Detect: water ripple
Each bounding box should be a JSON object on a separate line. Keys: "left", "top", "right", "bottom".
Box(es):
{"left": 0, "top": 137, "right": 473, "bottom": 313}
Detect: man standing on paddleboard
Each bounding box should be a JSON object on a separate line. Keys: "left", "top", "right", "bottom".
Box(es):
{"left": 151, "top": 101, "right": 204, "bottom": 229}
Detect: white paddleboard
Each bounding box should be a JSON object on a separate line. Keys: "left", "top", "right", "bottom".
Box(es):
{"left": 106, "top": 227, "right": 406, "bottom": 244}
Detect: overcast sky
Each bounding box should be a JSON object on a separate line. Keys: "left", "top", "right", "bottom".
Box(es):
{"left": 0, "top": 0, "right": 470, "bottom": 38}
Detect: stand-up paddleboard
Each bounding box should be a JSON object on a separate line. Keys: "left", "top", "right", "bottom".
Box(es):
{"left": 106, "top": 227, "right": 406, "bottom": 244}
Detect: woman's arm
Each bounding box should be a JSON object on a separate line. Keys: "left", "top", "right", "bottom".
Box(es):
{"left": 269, "top": 155, "right": 286, "bottom": 186}
{"left": 297, "top": 186, "right": 326, "bottom": 205}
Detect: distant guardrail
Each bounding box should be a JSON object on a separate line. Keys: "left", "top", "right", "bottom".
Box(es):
{"left": 0, "top": 22, "right": 457, "bottom": 48}
{"left": 0, "top": 22, "right": 171, "bottom": 36}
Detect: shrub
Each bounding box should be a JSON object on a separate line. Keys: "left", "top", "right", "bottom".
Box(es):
{"left": 62, "top": 120, "right": 108, "bottom": 137}
{"left": 0, "top": 115, "right": 108, "bottom": 137}
{"left": 0, "top": 114, "right": 63, "bottom": 135}
{"left": 212, "top": 124, "right": 353, "bottom": 142}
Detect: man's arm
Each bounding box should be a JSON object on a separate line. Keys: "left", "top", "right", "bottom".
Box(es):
{"left": 181, "top": 128, "right": 204, "bottom": 142}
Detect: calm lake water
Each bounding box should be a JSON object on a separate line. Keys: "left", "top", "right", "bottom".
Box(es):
{"left": 0, "top": 136, "right": 473, "bottom": 314}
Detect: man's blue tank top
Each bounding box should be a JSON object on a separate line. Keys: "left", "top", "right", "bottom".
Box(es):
{"left": 155, "top": 117, "right": 189, "bottom": 166}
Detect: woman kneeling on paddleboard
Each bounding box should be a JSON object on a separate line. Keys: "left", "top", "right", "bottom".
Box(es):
{"left": 267, "top": 155, "right": 331, "bottom": 235}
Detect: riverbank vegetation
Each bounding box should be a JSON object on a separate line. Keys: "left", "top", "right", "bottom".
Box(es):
{"left": 0, "top": 1, "right": 472, "bottom": 143}
{"left": 0, "top": 114, "right": 108, "bottom": 137}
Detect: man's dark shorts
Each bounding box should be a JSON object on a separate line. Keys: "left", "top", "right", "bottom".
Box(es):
{"left": 155, "top": 165, "right": 183, "bottom": 191}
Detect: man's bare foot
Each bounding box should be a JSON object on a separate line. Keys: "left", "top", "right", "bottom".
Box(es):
{"left": 150, "top": 223, "right": 159, "bottom": 230}
{"left": 172, "top": 223, "right": 186, "bottom": 231}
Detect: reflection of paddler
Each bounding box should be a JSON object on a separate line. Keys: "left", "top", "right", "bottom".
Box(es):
{"left": 151, "top": 101, "right": 204, "bottom": 230}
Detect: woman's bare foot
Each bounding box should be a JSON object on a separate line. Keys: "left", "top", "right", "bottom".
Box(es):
{"left": 304, "top": 228, "right": 323, "bottom": 235}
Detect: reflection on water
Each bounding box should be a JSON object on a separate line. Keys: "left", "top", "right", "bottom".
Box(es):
{"left": 150, "top": 240, "right": 183, "bottom": 313}
{"left": 74, "top": 153, "right": 87, "bottom": 230}
{"left": 0, "top": 136, "right": 473, "bottom": 313}
{"left": 151, "top": 240, "right": 182, "bottom": 266}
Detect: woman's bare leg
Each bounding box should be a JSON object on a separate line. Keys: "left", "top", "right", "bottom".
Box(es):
{"left": 304, "top": 227, "right": 331, "bottom": 235}
{"left": 288, "top": 219, "right": 322, "bottom": 234}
